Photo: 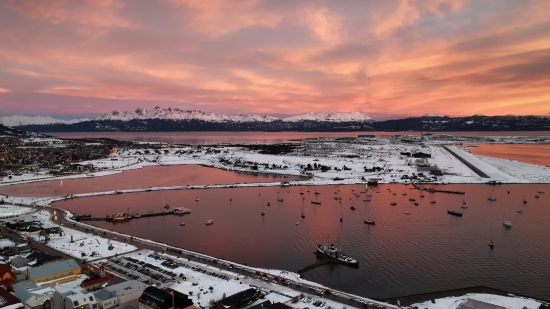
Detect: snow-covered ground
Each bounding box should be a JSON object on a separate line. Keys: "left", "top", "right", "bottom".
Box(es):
{"left": 18, "top": 210, "right": 137, "bottom": 261}
{"left": 93, "top": 249, "right": 393, "bottom": 309}
{"left": 0, "top": 205, "right": 34, "bottom": 217}
{"left": 410, "top": 293, "right": 543, "bottom": 309}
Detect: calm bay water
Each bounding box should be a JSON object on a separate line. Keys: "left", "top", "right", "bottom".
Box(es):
{"left": 49, "top": 131, "right": 550, "bottom": 145}
{"left": 53, "top": 183, "right": 550, "bottom": 300}
{"left": 468, "top": 144, "right": 550, "bottom": 167}
{"left": 0, "top": 165, "right": 303, "bottom": 197}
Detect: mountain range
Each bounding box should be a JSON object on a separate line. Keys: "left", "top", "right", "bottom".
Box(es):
{"left": 5, "top": 107, "right": 549, "bottom": 132}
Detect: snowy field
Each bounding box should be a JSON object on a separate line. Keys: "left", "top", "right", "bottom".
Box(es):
{"left": 0, "top": 205, "right": 34, "bottom": 217}
{"left": 18, "top": 210, "right": 137, "bottom": 261}
{"left": 410, "top": 293, "right": 543, "bottom": 309}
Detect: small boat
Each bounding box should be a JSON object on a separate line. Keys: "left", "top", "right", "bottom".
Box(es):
{"left": 340, "top": 217, "right": 343, "bottom": 222}
{"left": 489, "top": 240, "right": 495, "bottom": 248}
{"left": 259, "top": 193, "right": 261, "bottom": 196}
{"left": 413, "top": 202, "right": 419, "bottom": 206}
{"left": 261, "top": 211, "right": 265, "bottom": 216}
{"left": 133, "top": 214, "right": 141, "bottom": 218}
{"left": 295, "top": 222, "right": 299, "bottom": 225}
{"left": 461, "top": 205, "right": 468, "bottom": 209}
{"left": 311, "top": 200, "right": 321, "bottom": 205}
{"left": 503, "top": 207, "right": 511, "bottom": 228}
{"left": 367, "top": 194, "right": 372, "bottom": 197}
{"left": 408, "top": 198, "right": 415, "bottom": 201}
{"left": 462, "top": 200, "right": 466, "bottom": 205}
{"left": 523, "top": 199, "right": 527, "bottom": 204}
{"left": 447, "top": 210, "right": 463, "bottom": 217}
{"left": 363, "top": 199, "right": 371, "bottom": 202}
{"left": 392, "top": 193, "right": 396, "bottom": 195}
{"left": 535, "top": 195, "right": 539, "bottom": 198}
{"left": 180, "top": 223, "right": 185, "bottom": 226}
{"left": 300, "top": 192, "right": 304, "bottom": 195}
{"left": 164, "top": 204, "right": 170, "bottom": 209}
{"left": 314, "top": 192, "right": 320, "bottom": 195}
{"left": 405, "top": 212, "right": 410, "bottom": 215}
{"left": 430, "top": 200, "right": 436, "bottom": 204}
{"left": 364, "top": 220, "right": 375, "bottom": 225}
{"left": 402, "top": 192, "right": 407, "bottom": 196}
{"left": 195, "top": 194, "right": 200, "bottom": 202}
{"left": 267, "top": 202, "right": 270, "bottom": 206}
{"left": 517, "top": 209, "right": 523, "bottom": 213}
{"left": 488, "top": 197, "right": 497, "bottom": 201}
{"left": 538, "top": 191, "right": 545, "bottom": 194}
{"left": 205, "top": 220, "right": 213, "bottom": 225}
{"left": 390, "top": 202, "right": 397, "bottom": 206}
{"left": 301, "top": 213, "right": 305, "bottom": 219}
{"left": 420, "top": 194, "right": 425, "bottom": 198}
{"left": 350, "top": 206, "right": 356, "bottom": 211}
{"left": 277, "top": 198, "right": 284, "bottom": 202}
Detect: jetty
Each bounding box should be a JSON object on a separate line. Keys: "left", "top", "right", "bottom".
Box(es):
{"left": 73, "top": 210, "right": 187, "bottom": 222}
{"left": 297, "top": 251, "right": 358, "bottom": 274}
{"left": 412, "top": 183, "right": 465, "bottom": 195}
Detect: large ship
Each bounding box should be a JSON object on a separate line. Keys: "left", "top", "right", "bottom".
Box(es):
{"left": 316, "top": 244, "right": 359, "bottom": 266}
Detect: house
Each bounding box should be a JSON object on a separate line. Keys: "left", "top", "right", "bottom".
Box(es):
{"left": 0, "top": 264, "right": 15, "bottom": 291}
{"left": 28, "top": 259, "right": 81, "bottom": 285}
{"left": 10, "top": 256, "right": 30, "bottom": 268}
{"left": 0, "top": 286, "right": 24, "bottom": 309}
{"left": 52, "top": 290, "right": 98, "bottom": 309}
{"left": 81, "top": 277, "right": 111, "bottom": 291}
{"left": 12, "top": 281, "right": 54, "bottom": 309}
{"left": 104, "top": 280, "right": 148, "bottom": 304}
{"left": 93, "top": 290, "right": 117, "bottom": 309}
{"left": 138, "top": 287, "right": 193, "bottom": 309}
{"left": 17, "top": 244, "right": 31, "bottom": 254}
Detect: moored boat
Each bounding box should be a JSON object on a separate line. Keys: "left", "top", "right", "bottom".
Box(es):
{"left": 364, "top": 220, "right": 375, "bottom": 225}
{"left": 316, "top": 244, "right": 359, "bottom": 266}
{"left": 447, "top": 210, "right": 463, "bottom": 217}
{"left": 205, "top": 220, "right": 213, "bottom": 225}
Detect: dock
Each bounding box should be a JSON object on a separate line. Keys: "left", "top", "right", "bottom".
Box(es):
{"left": 412, "top": 183, "right": 465, "bottom": 195}
{"left": 297, "top": 252, "right": 358, "bottom": 274}
{"left": 73, "top": 210, "right": 186, "bottom": 222}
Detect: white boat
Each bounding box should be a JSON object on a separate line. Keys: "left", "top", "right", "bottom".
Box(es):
{"left": 517, "top": 209, "right": 523, "bottom": 213}
{"left": 195, "top": 194, "right": 200, "bottom": 202}
{"left": 174, "top": 207, "right": 191, "bottom": 215}
{"left": 295, "top": 222, "right": 299, "bottom": 225}
{"left": 205, "top": 220, "right": 213, "bottom": 225}
{"left": 488, "top": 197, "right": 497, "bottom": 201}
{"left": 503, "top": 207, "right": 511, "bottom": 228}
{"left": 405, "top": 212, "right": 410, "bottom": 215}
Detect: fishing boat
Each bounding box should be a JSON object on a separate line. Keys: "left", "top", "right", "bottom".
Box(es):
{"left": 461, "top": 204, "right": 468, "bottom": 209}
{"left": 204, "top": 220, "right": 213, "bottom": 225}
{"left": 430, "top": 200, "right": 436, "bottom": 204}
{"left": 316, "top": 244, "right": 359, "bottom": 266}
{"left": 295, "top": 222, "right": 299, "bottom": 225}
{"left": 538, "top": 190, "right": 545, "bottom": 194}
{"left": 277, "top": 192, "right": 283, "bottom": 202}
{"left": 408, "top": 198, "right": 415, "bottom": 201}
{"left": 391, "top": 202, "right": 397, "bottom": 206}
{"left": 364, "top": 220, "right": 375, "bottom": 225}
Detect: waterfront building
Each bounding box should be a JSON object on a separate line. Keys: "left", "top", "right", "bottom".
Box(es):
{"left": 138, "top": 287, "right": 193, "bottom": 309}
{"left": 28, "top": 259, "right": 81, "bottom": 286}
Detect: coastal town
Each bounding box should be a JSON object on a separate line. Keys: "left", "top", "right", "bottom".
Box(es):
{"left": 0, "top": 128, "right": 548, "bottom": 309}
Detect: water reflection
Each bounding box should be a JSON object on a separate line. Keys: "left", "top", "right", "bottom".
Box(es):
{"left": 467, "top": 144, "right": 550, "bottom": 166}
{"left": 0, "top": 165, "right": 303, "bottom": 197}
{"left": 53, "top": 183, "right": 550, "bottom": 300}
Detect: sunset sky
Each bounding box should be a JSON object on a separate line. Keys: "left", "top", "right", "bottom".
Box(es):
{"left": 0, "top": 0, "right": 549, "bottom": 120}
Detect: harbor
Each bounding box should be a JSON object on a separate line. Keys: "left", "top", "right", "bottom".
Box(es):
{"left": 73, "top": 207, "right": 191, "bottom": 222}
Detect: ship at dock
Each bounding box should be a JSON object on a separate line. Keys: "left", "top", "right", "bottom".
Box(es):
{"left": 173, "top": 207, "right": 191, "bottom": 215}
{"left": 316, "top": 244, "right": 359, "bottom": 266}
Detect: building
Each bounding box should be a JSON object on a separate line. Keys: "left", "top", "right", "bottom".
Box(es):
{"left": 28, "top": 259, "right": 81, "bottom": 285}
{"left": 0, "top": 286, "right": 24, "bottom": 309}
{"left": 81, "top": 277, "right": 111, "bottom": 291}
{"left": 93, "top": 290, "right": 117, "bottom": 309}
{"left": 52, "top": 289, "right": 98, "bottom": 309}
{"left": 457, "top": 299, "right": 506, "bottom": 309}
{"left": 105, "top": 280, "right": 148, "bottom": 305}
{"left": 26, "top": 252, "right": 63, "bottom": 266}
{"left": 10, "top": 256, "right": 30, "bottom": 268}
{"left": 138, "top": 287, "right": 193, "bottom": 309}
{"left": 0, "top": 264, "right": 15, "bottom": 291}
{"left": 216, "top": 288, "right": 259, "bottom": 309}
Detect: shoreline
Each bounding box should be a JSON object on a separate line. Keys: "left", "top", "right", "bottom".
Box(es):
{"left": 380, "top": 286, "right": 549, "bottom": 306}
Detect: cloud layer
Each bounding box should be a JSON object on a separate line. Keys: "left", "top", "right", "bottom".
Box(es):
{"left": 0, "top": 0, "right": 549, "bottom": 119}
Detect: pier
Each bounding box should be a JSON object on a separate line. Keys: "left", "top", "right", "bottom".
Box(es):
{"left": 297, "top": 252, "right": 358, "bottom": 274}
{"left": 73, "top": 210, "right": 186, "bottom": 222}
{"left": 412, "top": 183, "right": 465, "bottom": 195}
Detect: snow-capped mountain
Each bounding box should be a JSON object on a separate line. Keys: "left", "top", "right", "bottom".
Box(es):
{"left": 282, "top": 112, "right": 372, "bottom": 122}
{"left": 422, "top": 114, "right": 447, "bottom": 118}
{"left": 95, "top": 107, "right": 281, "bottom": 123}
{"left": 0, "top": 115, "right": 90, "bottom": 127}
{"left": 95, "top": 107, "right": 373, "bottom": 123}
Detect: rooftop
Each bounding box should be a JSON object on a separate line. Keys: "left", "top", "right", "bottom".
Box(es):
{"left": 105, "top": 280, "right": 148, "bottom": 296}
{"left": 28, "top": 259, "right": 79, "bottom": 279}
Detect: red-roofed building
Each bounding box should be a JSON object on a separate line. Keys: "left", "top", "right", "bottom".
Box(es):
{"left": 0, "top": 287, "right": 23, "bottom": 309}
{"left": 81, "top": 276, "right": 111, "bottom": 290}
{"left": 0, "top": 265, "right": 15, "bottom": 292}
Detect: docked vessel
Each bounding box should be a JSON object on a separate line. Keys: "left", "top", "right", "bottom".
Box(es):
{"left": 174, "top": 207, "right": 191, "bottom": 215}
{"left": 367, "top": 178, "right": 378, "bottom": 186}
{"left": 316, "top": 244, "right": 359, "bottom": 266}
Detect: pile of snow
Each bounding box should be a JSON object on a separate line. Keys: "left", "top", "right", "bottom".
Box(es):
{"left": 1, "top": 115, "right": 90, "bottom": 127}
{"left": 283, "top": 111, "right": 372, "bottom": 122}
